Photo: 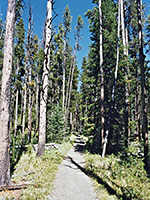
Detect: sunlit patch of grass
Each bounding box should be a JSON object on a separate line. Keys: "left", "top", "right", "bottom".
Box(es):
{"left": 83, "top": 153, "right": 118, "bottom": 200}
{"left": 2, "top": 142, "right": 71, "bottom": 200}
{"left": 83, "top": 152, "right": 150, "bottom": 200}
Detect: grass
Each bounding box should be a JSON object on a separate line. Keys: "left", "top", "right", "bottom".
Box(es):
{"left": 1, "top": 142, "right": 72, "bottom": 200}
{"left": 83, "top": 151, "right": 150, "bottom": 200}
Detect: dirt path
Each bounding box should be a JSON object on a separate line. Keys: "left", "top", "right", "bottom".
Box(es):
{"left": 50, "top": 146, "right": 97, "bottom": 200}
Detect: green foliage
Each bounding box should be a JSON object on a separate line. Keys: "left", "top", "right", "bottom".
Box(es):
{"left": 63, "top": 5, "right": 72, "bottom": 33}
{"left": 15, "top": 0, "right": 24, "bottom": 21}
{"left": 76, "top": 15, "right": 84, "bottom": 32}
{"left": 81, "top": 0, "right": 120, "bottom": 152}
{"left": 47, "top": 104, "right": 65, "bottom": 143}
{"left": 13, "top": 0, "right": 25, "bottom": 71}
{"left": 6, "top": 143, "right": 71, "bottom": 200}
{"left": 84, "top": 147, "right": 150, "bottom": 199}
{"left": 10, "top": 134, "right": 25, "bottom": 173}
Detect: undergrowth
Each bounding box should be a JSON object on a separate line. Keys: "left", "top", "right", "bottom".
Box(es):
{"left": 2, "top": 142, "right": 71, "bottom": 200}
{"left": 84, "top": 144, "right": 150, "bottom": 200}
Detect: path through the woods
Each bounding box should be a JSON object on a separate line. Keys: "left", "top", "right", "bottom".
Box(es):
{"left": 50, "top": 146, "right": 97, "bottom": 200}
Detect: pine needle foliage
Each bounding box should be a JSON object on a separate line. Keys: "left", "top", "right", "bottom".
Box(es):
{"left": 47, "top": 104, "right": 65, "bottom": 143}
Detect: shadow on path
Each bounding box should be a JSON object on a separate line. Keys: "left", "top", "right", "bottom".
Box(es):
{"left": 72, "top": 143, "right": 131, "bottom": 200}
{"left": 50, "top": 146, "right": 97, "bottom": 200}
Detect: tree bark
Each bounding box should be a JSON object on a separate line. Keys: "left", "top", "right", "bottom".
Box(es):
{"left": 62, "top": 32, "right": 66, "bottom": 109}
{"left": 0, "top": 0, "right": 16, "bottom": 186}
{"left": 64, "top": 37, "right": 78, "bottom": 134}
{"left": 35, "top": 75, "right": 39, "bottom": 136}
{"left": 120, "top": 0, "right": 130, "bottom": 146}
{"left": 22, "top": 60, "right": 27, "bottom": 138}
{"left": 37, "top": 0, "right": 52, "bottom": 157}
{"left": 99, "top": 0, "right": 105, "bottom": 150}
{"left": 132, "top": 22, "right": 141, "bottom": 140}
{"left": 28, "top": 62, "right": 32, "bottom": 142}
{"left": 14, "top": 88, "right": 19, "bottom": 137}
{"left": 102, "top": 0, "right": 120, "bottom": 158}
{"left": 14, "top": 60, "right": 19, "bottom": 137}
{"left": 27, "top": 7, "right": 32, "bottom": 143}
{"left": 137, "top": 0, "right": 149, "bottom": 170}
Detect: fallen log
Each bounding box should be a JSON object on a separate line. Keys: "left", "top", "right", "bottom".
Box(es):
{"left": 10, "top": 143, "right": 62, "bottom": 152}
{"left": 0, "top": 184, "right": 34, "bottom": 191}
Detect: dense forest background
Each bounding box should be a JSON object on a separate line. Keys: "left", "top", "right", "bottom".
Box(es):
{"left": 0, "top": 0, "right": 150, "bottom": 188}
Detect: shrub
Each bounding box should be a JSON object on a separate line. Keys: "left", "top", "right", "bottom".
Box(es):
{"left": 84, "top": 147, "right": 150, "bottom": 199}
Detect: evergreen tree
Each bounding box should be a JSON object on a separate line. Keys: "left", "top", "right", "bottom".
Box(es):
{"left": 83, "top": 0, "right": 118, "bottom": 152}
{"left": 13, "top": 5, "right": 25, "bottom": 136}
{"left": 65, "top": 15, "right": 84, "bottom": 135}
{"left": 47, "top": 104, "right": 65, "bottom": 143}
{"left": 62, "top": 5, "right": 72, "bottom": 109}
{"left": 137, "top": 0, "right": 149, "bottom": 170}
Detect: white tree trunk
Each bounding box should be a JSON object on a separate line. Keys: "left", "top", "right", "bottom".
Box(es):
{"left": 35, "top": 75, "right": 39, "bottom": 136}
{"left": 14, "top": 89, "right": 19, "bottom": 137}
{"left": 27, "top": 7, "right": 32, "bottom": 143}
{"left": 62, "top": 34, "right": 66, "bottom": 109}
{"left": 14, "top": 61, "right": 19, "bottom": 137}
{"left": 28, "top": 63, "right": 32, "bottom": 142}
{"left": 64, "top": 35, "right": 78, "bottom": 134}
{"left": 102, "top": 0, "right": 120, "bottom": 158}
{"left": 0, "top": 0, "right": 16, "bottom": 186}
{"left": 99, "top": 0, "right": 105, "bottom": 149}
{"left": 38, "top": 0, "right": 52, "bottom": 157}
{"left": 120, "top": 0, "right": 130, "bottom": 146}
{"left": 22, "top": 63, "right": 27, "bottom": 138}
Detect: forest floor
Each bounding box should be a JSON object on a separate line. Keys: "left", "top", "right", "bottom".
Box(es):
{"left": 49, "top": 145, "right": 97, "bottom": 200}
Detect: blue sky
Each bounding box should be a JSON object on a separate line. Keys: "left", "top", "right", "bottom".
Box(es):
{"left": 0, "top": 0, "right": 150, "bottom": 72}
{"left": 0, "top": 0, "right": 95, "bottom": 71}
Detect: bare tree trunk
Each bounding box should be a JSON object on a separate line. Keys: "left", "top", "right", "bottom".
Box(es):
{"left": 135, "top": 67, "right": 141, "bottom": 140}
{"left": 64, "top": 15, "right": 84, "bottom": 135}
{"left": 28, "top": 63, "right": 32, "bottom": 142}
{"left": 64, "top": 38, "right": 77, "bottom": 135}
{"left": 65, "top": 56, "right": 73, "bottom": 118}
{"left": 99, "top": 0, "right": 105, "bottom": 150}
{"left": 102, "top": 0, "right": 120, "bottom": 158}
{"left": 14, "top": 88, "right": 19, "bottom": 137}
{"left": 14, "top": 60, "right": 19, "bottom": 137}
{"left": 10, "top": 88, "right": 15, "bottom": 134}
{"left": 62, "top": 33, "right": 66, "bottom": 109}
{"left": 137, "top": 0, "right": 149, "bottom": 170}
{"left": 22, "top": 62, "right": 27, "bottom": 138}
{"left": 132, "top": 24, "right": 141, "bottom": 140}
{"left": 120, "top": 0, "right": 130, "bottom": 146}
{"left": 29, "top": 91, "right": 35, "bottom": 136}
{"left": 37, "top": 0, "right": 52, "bottom": 157}
{"left": 27, "top": 7, "right": 32, "bottom": 143}
{"left": 35, "top": 75, "right": 39, "bottom": 136}
{"left": 70, "top": 111, "right": 73, "bottom": 132}
{"left": 124, "top": 1, "right": 131, "bottom": 145}
{"left": 0, "top": 0, "right": 16, "bottom": 186}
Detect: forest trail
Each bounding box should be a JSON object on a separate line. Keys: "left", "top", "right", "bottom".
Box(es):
{"left": 50, "top": 145, "right": 97, "bottom": 200}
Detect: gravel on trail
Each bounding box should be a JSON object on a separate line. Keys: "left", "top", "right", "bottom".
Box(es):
{"left": 50, "top": 146, "right": 97, "bottom": 200}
